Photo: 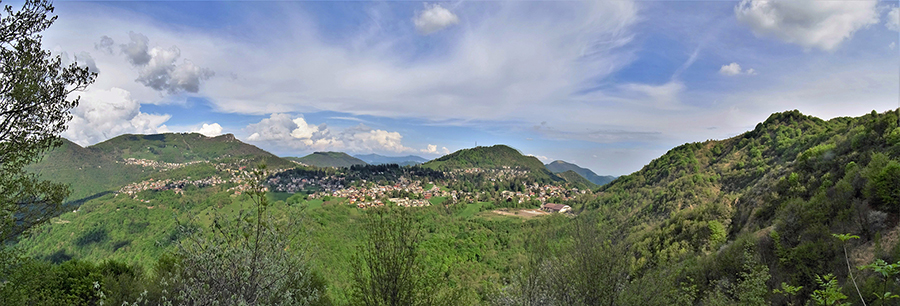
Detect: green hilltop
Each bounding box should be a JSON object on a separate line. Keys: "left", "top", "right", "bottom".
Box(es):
{"left": 545, "top": 160, "right": 616, "bottom": 186}
{"left": 287, "top": 152, "right": 368, "bottom": 168}
{"left": 91, "top": 133, "right": 291, "bottom": 166}
{"left": 421, "top": 144, "right": 560, "bottom": 182}
{"left": 26, "top": 133, "right": 292, "bottom": 200}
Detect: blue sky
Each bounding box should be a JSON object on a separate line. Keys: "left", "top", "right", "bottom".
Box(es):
{"left": 41, "top": 0, "right": 900, "bottom": 175}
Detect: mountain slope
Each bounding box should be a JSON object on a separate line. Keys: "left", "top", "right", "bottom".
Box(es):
{"left": 26, "top": 133, "right": 293, "bottom": 199}
{"left": 25, "top": 139, "right": 149, "bottom": 200}
{"left": 353, "top": 154, "right": 427, "bottom": 166}
{"left": 586, "top": 109, "right": 900, "bottom": 298}
{"left": 421, "top": 145, "right": 560, "bottom": 182}
{"left": 288, "top": 152, "right": 367, "bottom": 168}
{"left": 545, "top": 160, "right": 616, "bottom": 186}
{"left": 91, "top": 133, "right": 291, "bottom": 167}
{"left": 555, "top": 170, "right": 597, "bottom": 190}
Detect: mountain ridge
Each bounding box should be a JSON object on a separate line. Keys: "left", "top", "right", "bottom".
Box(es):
{"left": 287, "top": 152, "right": 368, "bottom": 168}
{"left": 353, "top": 154, "right": 428, "bottom": 166}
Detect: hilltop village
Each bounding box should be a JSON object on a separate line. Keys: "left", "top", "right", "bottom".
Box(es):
{"left": 112, "top": 156, "right": 587, "bottom": 212}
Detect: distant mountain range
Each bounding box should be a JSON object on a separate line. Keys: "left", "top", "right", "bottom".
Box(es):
{"left": 28, "top": 133, "right": 613, "bottom": 201}
{"left": 286, "top": 152, "right": 367, "bottom": 168}
{"left": 545, "top": 160, "right": 617, "bottom": 186}
{"left": 353, "top": 154, "right": 428, "bottom": 166}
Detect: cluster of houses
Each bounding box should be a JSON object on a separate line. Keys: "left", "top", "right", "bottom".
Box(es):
{"left": 447, "top": 167, "right": 530, "bottom": 179}
{"left": 120, "top": 158, "right": 205, "bottom": 171}
{"left": 499, "top": 184, "right": 587, "bottom": 204}
{"left": 312, "top": 180, "right": 441, "bottom": 204}
{"left": 115, "top": 160, "right": 283, "bottom": 200}
{"left": 116, "top": 176, "right": 227, "bottom": 198}
{"left": 267, "top": 174, "right": 346, "bottom": 194}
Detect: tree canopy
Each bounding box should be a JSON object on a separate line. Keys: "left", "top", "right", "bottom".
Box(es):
{"left": 0, "top": 0, "right": 95, "bottom": 243}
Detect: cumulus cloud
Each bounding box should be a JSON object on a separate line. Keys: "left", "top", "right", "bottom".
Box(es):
{"left": 194, "top": 123, "right": 223, "bottom": 137}
{"left": 719, "top": 62, "right": 741, "bottom": 76}
{"left": 120, "top": 32, "right": 214, "bottom": 94}
{"left": 121, "top": 31, "right": 151, "bottom": 65}
{"left": 735, "top": 0, "right": 879, "bottom": 50}
{"left": 245, "top": 114, "right": 414, "bottom": 153}
{"left": 422, "top": 144, "right": 449, "bottom": 155}
{"left": 527, "top": 154, "right": 550, "bottom": 162}
{"left": 887, "top": 7, "right": 900, "bottom": 32}
{"left": 719, "top": 62, "right": 756, "bottom": 76}
{"left": 95, "top": 35, "right": 115, "bottom": 54}
{"left": 338, "top": 125, "right": 414, "bottom": 153}
{"left": 413, "top": 4, "right": 459, "bottom": 35}
{"left": 60, "top": 51, "right": 100, "bottom": 74}
{"left": 74, "top": 51, "right": 99, "bottom": 73}
{"left": 246, "top": 113, "right": 326, "bottom": 141}
{"left": 422, "top": 144, "right": 439, "bottom": 154}
{"left": 63, "top": 87, "right": 171, "bottom": 145}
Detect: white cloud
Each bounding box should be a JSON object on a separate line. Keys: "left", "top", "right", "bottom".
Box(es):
{"left": 735, "top": 0, "right": 879, "bottom": 50}
{"left": 43, "top": 1, "right": 640, "bottom": 127}
{"left": 887, "top": 7, "right": 900, "bottom": 32}
{"left": 719, "top": 62, "right": 756, "bottom": 76}
{"left": 527, "top": 154, "right": 550, "bottom": 162}
{"left": 422, "top": 144, "right": 439, "bottom": 154}
{"left": 60, "top": 51, "right": 100, "bottom": 74}
{"left": 63, "top": 87, "right": 171, "bottom": 145}
{"left": 619, "top": 81, "right": 685, "bottom": 108}
{"left": 244, "top": 114, "right": 414, "bottom": 153}
{"left": 135, "top": 45, "right": 213, "bottom": 94}
{"left": 95, "top": 35, "right": 115, "bottom": 54}
{"left": 421, "top": 144, "right": 450, "bottom": 155}
{"left": 890, "top": 42, "right": 896, "bottom": 50}
{"left": 339, "top": 125, "right": 414, "bottom": 153}
{"left": 121, "top": 31, "right": 151, "bottom": 65}
{"left": 413, "top": 4, "right": 459, "bottom": 35}
{"left": 194, "top": 123, "right": 223, "bottom": 137}
{"left": 118, "top": 32, "right": 214, "bottom": 94}
{"left": 719, "top": 62, "right": 742, "bottom": 76}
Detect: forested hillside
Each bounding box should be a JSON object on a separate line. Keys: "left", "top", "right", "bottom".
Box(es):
{"left": 91, "top": 133, "right": 290, "bottom": 166}
{"left": 555, "top": 170, "right": 597, "bottom": 190}
{"left": 546, "top": 160, "right": 616, "bottom": 186}
{"left": 558, "top": 109, "right": 900, "bottom": 305}
{"left": 25, "top": 139, "right": 149, "bottom": 199}
{"left": 422, "top": 145, "right": 561, "bottom": 183}
{"left": 25, "top": 133, "right": 293, "bottom": 199}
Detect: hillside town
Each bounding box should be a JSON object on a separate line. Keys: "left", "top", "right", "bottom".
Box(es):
{"left": 120, "top": 158, "right": 206, "bottom": 171}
